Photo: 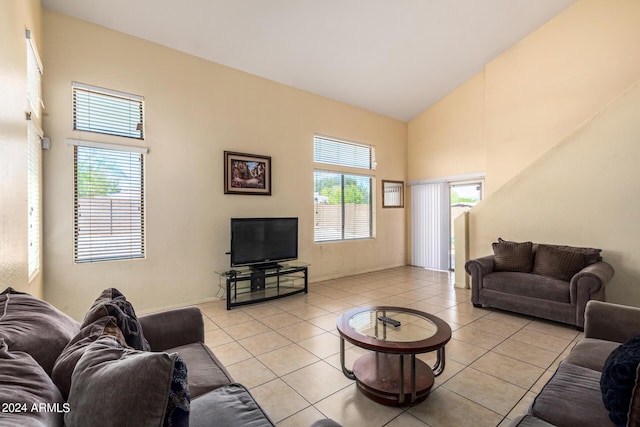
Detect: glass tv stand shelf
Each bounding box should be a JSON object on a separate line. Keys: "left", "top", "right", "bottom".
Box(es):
{"left": 215, "top": 261, "right": 309, "bottom": 310}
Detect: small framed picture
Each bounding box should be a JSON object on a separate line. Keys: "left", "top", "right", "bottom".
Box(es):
{"left": 382, "top": 180, "right": 404, "bottom": 208}
{"left": 224, "top": 151, "right": 272, "bottom": 195}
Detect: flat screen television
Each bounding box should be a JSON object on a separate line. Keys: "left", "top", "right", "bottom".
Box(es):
{"left": 230, "top": 217, "right": 298, "bottom": 268}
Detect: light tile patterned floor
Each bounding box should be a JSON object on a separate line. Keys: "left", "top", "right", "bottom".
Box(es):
{"left": 197, "top": 266, "right": 581, "bottom": 427}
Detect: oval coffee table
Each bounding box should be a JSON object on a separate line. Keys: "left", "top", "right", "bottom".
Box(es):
{"left": 336, "top": 306, "right": 452, "bottom": 406}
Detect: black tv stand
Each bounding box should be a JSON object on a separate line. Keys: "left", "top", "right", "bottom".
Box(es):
{"left": 215, "top": 261, "right": 309, "bottom": 310}
{"left": 250, "top": 263, "right": 281, "bottom": 271}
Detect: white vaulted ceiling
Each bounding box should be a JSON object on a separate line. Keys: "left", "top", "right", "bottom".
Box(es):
{"left": 41, "top": 0, "right": 576, "bottom": 121}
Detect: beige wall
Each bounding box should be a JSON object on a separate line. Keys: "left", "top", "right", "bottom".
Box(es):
{"left": 0, "top": 0, "right": 43, "bottom": 297}
{"left": 41, "top": 11, "right": 407, "bottom": 319}
{"left": 408, "top": 73, "right": 485, "bottom": 182}
{"left": 407, "top": 0, "right": 640, "bottom": 305}
{"left": 471, "top": 81, "right": 640, "bottom": 305}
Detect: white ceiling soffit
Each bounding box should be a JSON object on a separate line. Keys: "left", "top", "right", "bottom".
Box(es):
{"left": 41, "top": 0, "right": 576, "bottom": 122}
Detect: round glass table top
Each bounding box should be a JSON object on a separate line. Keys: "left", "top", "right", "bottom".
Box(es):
{"left": 347, "top": 308, "right": 438, "bottom": 343}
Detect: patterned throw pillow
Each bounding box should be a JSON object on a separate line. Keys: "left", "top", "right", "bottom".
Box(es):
{"left": 81, "top": 288, "right": 150, "bottom": 351}
{"left": 492, "top": 238, "right": 534, "bottom": 272}
{"left": 532, "top": 244, "right": 587, "bottom": 282}
{"left": 601, "top": 335, "right": 640, "bottom": 426}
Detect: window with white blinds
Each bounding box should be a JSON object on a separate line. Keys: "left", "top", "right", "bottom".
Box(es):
{"left": 27, "top": 122, "right": 41, "bottom": 279}
{"left": 26, "top": 30, "right": 43, "bottom": 118}
{"left": 73, "top": 144, "right": 145, "bottom": 263}
{"left": 313, "top": 135, "right": 376, "bottom": 170}
{"left": 26, "top": 29, "right": 42, "bottom": 280}
{"left": 313, "top": 136, "right": 375, "bottom": 242}
{"left": 72, "top": 82, "right": 144, "bottom": 140}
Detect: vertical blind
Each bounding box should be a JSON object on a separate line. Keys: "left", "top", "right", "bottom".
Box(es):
{"left": 72, "top": 82, "right": 144, "bottom": 140}
{"left": 313, "top": 135, "right": 375, "bottom": 242}
{"left": 411, "top": 182, "right": 450, "bottom": 270}
{"left": 74, "top": 145, "right": 145, "bottom": 263}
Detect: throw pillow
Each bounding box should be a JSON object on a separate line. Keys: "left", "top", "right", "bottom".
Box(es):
{"left": 533, "top": 244, "right": 587, "bottom": 282}
{"left": 0, "top": 338, "right": 67, "bottom": 427}
{"left": 547, "top": 244, "right": 602, "bottom": 265}
{"left": 65, "top": 335, "right": 189, "bottom": 427}
{"left": 492, "top": 238, "right": 534, "bottom": 272}
{"left": 601, "top": 335, "right": 640, "bottom": 426}
{"left": 0, "top": 287, "right": 80, "bottom": 375}
{"left": 81, "top": 288, "right": 150, "bottom": 351}
{"left": 52, "top": 316, "right": 128, "bottom": 399}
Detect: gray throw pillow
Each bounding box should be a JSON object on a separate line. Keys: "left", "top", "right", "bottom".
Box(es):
{"left": 52, "top": 316, "right": 128, "bottom": 399}
{"left": 533, "top": 244, "right": 587, "bottom": 282}
{"left": 0, "top": 338, "right": 66, "bottom": 427}
{"left": 65, "top": 335, "right": 189, "bottom": 427}
{"left": 0, "top": 287, "right": 80, "bottom": 375}
{"left": 492, "top": 238, "right": 534, "bottom": 272}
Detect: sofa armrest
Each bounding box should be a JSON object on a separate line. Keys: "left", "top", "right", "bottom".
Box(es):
{"left": 139, "top": 307, "right": 204, "bottom": 351}
{"left": 584, "top": 300, "right": 640, "bottom": 343}
{"left": 570, "top": 261, "right": 614, "bottom": 325}
{"left": 465, "top": 255, "right": 495, "bottom": 304}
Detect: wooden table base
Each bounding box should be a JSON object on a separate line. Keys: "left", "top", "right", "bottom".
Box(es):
{"left": 352, "top": 352, "right": 434, "bottom": 406}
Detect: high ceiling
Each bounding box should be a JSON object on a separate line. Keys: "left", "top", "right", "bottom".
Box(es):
{"left": 41, "top": 0, "right": 576, "bottom": 121}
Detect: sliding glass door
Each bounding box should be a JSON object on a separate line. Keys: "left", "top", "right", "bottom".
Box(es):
{"left": 449, "top": 182, "right": 483, "bottom": 270}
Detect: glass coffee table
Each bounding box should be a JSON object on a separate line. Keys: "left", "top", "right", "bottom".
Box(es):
{"left": 336, "top": 306, "right": 452, "bottom": 406}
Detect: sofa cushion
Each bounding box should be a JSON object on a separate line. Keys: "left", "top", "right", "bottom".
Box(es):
{"left": 52, "top": 316, "right": 128, "bottom": 399}
{"left": 483, "top": 272, "right": 570, "bottom": 303}
{"left": 0, "top": 287, "right": 79, "bottom": 375}
{"left": 0, "top": 338, "right": 66, "bottom": 427}
{"left": 543, "top": 244, "right": 602, "bottom": 265}
{"left": 532, "top": 362, "right": 612, "bottom": 426}
{"left": 65, "top": 335, "right": 189, "bottom": 427}
{"left": 81, "top": 288, "right": 150, "bottom": 351}
{"left": 190, "top": 383, "right": 275, "bottom": 427}
{"left": 563, "top": 338, "right": 620, "bottom": 373}
{"left": 492, "top": 239, "right": 534, "bottom": 272}
{"left": 168, "top": 342, "right": 234, "bottom": 399}
{"left": 601, "top": 335, "right": 640, "bottom": 426}
{"left": 533, "top": 245, "right": 587, "bottom": 282}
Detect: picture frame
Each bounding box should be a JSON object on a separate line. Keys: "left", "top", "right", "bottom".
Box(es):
{"left": 382, "top": 180, "right": 404, "bottom": 208}
{"left": 224, "top": 151, "right": 272, "bottom": 195}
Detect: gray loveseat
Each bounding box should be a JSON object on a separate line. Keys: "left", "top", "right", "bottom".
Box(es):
{"left": 509, "top": 300, "right": 640, "bottom": 426}
{"left": 0, "top": 287, "right": 339, "bottom": 427}
{"left": 465, "top": 240, "right": 614, "bottom": 328}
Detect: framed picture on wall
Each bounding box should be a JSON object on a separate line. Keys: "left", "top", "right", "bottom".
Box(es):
{"left": 224, "top": 151, "right": 272, "bottom": 195}
{"left": 382, "top": 180, "right": 404, "bottom": 208}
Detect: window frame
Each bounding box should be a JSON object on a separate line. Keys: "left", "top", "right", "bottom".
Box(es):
{"left": 26, "top": 29, "right": 43, "bottom": 280}
{"left": 72, "top": 81, "right": 145, "bottom": 140}
{"left": 69, "top": 139, "right": 147, "bottom": 264}
{"left": 313, "top": 135, "right": 376, "bottom": 243}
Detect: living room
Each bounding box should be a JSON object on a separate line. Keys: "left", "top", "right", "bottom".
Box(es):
{"left": 2, "top": 0, "right": 640, "bottom": 426}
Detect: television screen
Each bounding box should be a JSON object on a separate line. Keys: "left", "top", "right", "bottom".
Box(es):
{"left": 230, "top": 217, "right": 298, "bottom": 267}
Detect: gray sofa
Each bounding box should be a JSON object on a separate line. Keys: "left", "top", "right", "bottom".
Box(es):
{"left": 465, "top": 240, "right": 614, "bottom": 328}
{"left": 509, "top": 300, "right": 640, "bottom": 426}
{"left": 0, "top": 287, "right": 339, "bottom": 427}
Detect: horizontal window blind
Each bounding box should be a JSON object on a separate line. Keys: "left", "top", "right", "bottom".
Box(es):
{"left": 72, "top": 82, "right": 144, "bottom": 140}
{"left": 314, "top": 135, "right": 375, "bottom": 170}
{"left": 27, "top": 122, "right": 41, "bottom": 278}
{"left": 74, "top": 144, "right": 145, "bottom": 263}
{"left": 313, "top": 135, "right": 376, "bottom": 242}
{"left": 26, "top": 30, "right": 43, "bottom": 118}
